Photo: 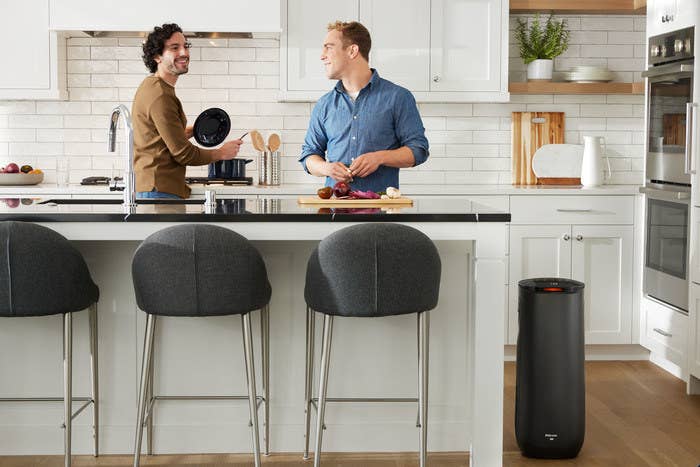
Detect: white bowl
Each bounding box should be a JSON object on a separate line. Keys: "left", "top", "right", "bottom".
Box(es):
{"left": 0, "top": 172, "right": 44, "bottom": 185}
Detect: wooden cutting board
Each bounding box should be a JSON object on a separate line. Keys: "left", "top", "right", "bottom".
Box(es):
{"left": 512, "top": 112, "right": 565, "bottom": 185}
{"left": 298, "top": 197, "right": 413, "bottom": 206}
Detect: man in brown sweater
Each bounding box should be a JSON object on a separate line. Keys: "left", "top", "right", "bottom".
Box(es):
{"left": 132, "top": 23, "right": 241, "bottom": 199}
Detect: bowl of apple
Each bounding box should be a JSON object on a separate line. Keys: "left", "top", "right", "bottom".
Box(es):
{"left": 0, "top": 163, "right": 44, "bottom": 185}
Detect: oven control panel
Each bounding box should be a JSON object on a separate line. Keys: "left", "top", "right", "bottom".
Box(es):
{"left": 649, "top": 26, "right": 694, "bottom": 66}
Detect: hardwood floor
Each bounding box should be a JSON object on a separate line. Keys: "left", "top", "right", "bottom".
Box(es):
{"left": 2, "top": 361, "right": 699, "bottom": 466}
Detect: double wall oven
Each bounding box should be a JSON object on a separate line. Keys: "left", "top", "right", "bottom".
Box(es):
{"left": 642, "top": 26, "right": 695, "bottom": 312}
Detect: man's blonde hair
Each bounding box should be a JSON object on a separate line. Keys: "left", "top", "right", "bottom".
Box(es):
{"left": 327, "top": 21, "right": 371, "bottom": 61}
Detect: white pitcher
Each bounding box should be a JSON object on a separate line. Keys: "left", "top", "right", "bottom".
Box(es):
{"left": 581, "top": 136, "right": 611, "bottom": 186}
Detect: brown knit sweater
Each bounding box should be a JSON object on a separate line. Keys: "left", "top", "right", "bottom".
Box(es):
{"left": 132, "top": 76, "right": 214, "bottom": 198}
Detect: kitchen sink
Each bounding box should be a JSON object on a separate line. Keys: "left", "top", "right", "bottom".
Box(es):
{"left": 39, "top": 199, "right": 204, "bottom": 205}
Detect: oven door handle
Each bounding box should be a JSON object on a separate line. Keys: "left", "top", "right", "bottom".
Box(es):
{"left": 639, "top": 186, "right": 691, "bottom": 202}
{"left": 642, "top": 63, "right": 694, "bottom": 78}
{"left": 687, "top": 102, "right": 698, "bottom": 174}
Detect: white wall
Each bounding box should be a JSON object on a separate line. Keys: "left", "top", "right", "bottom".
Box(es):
{"left": 0, "top": 15, "right": 646, "bottom": 186}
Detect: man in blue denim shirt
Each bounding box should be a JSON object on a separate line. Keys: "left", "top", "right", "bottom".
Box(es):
{"left": 299, "top": 21, "right": 429, "bottom": 193}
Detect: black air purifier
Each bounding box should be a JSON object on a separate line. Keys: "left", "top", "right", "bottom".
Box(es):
{"left": 515, "top": 278, "right": 585, "bottom": 459}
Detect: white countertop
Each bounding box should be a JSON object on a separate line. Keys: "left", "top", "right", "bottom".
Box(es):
{"left": 0, "top": 183, "right": 643, "bottom": 197}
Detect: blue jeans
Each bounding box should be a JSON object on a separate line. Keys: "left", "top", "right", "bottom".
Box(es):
{"left": 137, "top": 189, "right": 182, "bottom": 199}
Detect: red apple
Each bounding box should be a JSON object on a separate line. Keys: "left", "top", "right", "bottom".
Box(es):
{"left": 4, "top": 163, "right": 19, "bottom": 174}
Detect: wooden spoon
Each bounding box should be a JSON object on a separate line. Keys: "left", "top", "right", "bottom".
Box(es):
{"left": 268, "top": 133, "right": 281, "bottom": 152}
{"left": 250, "top": 130, "right": 265, "bottom": 152}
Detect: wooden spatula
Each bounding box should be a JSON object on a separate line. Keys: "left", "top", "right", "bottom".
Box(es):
{"left": 250, "top": 130, "right": 265, "bottom": 152}
{"left": 268, "top": 133, "right": 281, "bottom": 152}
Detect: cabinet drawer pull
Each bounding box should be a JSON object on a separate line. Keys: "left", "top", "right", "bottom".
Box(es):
{"left": 653, "top": 327, "right": 672, "bottom": 337}
{"left": 556, "top": 208, "right": 592, "bottom": 213}
{"left": 576, "top": 235, "right": 583, "bottom": 241}
{"left": 433, "top": 75, "right": 441, "bottom": 82}
{"left": 563, "top": 234, "right": 570, "bottom": 241}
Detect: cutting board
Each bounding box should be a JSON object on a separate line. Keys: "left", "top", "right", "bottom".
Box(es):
{"left": 511, "top": 112, "right": 565, "bottom": 185}
{"left": 298, "top": 197, "right": 413, "bottom": 206}
{"left": 663, "top": 113, "right": 685, "bottom": 146}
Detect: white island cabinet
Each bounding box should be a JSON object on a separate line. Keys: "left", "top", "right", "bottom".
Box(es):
{"left": 280, "top": 0, "right": 508, "bottom": 102}
{"left": 0, "top": 1, "right": 66, "bottom": 100}
{"left": 508, "top": 196, "right": 635, "bottom": 345}
{"left": 0, "top": 197, "right": 508, "bottom": 466}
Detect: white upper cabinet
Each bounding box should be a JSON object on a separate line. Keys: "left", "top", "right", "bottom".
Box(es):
{"left": 429, "top": 0, "right": 504, "bottom": 93}
{"left": 0, "top": 1, "right": 65, "bottom": 100}
{"left": 280, "top": 0, "right": 508, "bottom": 102}
{"left": 49, "top": 0, "right": 281, "bottom": 32}
{"left": 360, "top": 0, "right": 431, "bottom": 92}
{"left": 282, "top": 0, "right": 359, "bottom": 94}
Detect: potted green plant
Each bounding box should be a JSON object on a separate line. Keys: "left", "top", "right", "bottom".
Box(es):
{"left": 515, "top": 14, "right": 570, "bottom": 81}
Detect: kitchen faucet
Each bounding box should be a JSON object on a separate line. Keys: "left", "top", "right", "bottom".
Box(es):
{"left": 108, "top": 105, "right": 137, "bottom": 211}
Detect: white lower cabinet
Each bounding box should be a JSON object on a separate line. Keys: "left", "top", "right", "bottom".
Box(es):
{"left": 507, "top": 196, "right": 635, "bottom": 345}
{"left": 641, "top": 295, "right": 687, "bottom": 369}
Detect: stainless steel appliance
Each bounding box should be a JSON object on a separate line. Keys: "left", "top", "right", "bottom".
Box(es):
{"left": 642, "top": 27, "right": 696, "bottom": 312}
{"left": 643, "top": 26, "right": 694, "bottom": 189}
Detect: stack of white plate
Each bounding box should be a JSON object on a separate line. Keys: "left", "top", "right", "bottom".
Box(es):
{"left": 561, "top": 66, "right": 614, "bottom": 83}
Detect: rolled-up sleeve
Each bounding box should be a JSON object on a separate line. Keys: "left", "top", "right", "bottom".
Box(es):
{"left": 299, "top": 100, "right": 328, "bottom": 173}
{"left": 394, "top": 90, "right": 429, "bottom": 166}
{"left": 150, "top": 95, "right": 213, "bottom": 166}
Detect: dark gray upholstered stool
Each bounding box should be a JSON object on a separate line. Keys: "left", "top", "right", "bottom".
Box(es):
{"left": 0, "top": 221, "right": 99, "bottom": 467}
{"left": 303, "top": 223, "right": 441, "bottom": 467}
{"left": 131, "top": 224, "right": 271, "bottom": 467}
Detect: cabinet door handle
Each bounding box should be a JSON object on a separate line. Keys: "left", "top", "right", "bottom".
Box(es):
{"left": 653, "top": 327, "right": 672, "bottom": 337}
{"left": 557, "top": 208, "right": 592, "bottom": 213}
{"left": 575, "top": 235, "right": 583, "bottom": 241}
{"left": 563, "top": 234, "right": 571, "bottom": 241}
{"left": 433, "top": 75, "right": 441, "bottom": 82}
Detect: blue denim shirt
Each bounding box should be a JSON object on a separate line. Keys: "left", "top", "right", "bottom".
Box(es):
{"left": 299, "top": 69, "right": 429, "bottom": 192}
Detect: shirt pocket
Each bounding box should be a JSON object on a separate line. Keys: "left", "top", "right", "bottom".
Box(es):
{"left": 368, "top": 110, "right": 396, "bottom": 149}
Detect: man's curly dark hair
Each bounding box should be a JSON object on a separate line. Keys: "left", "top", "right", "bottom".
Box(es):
{"left": 142, "top": 23, "right": 183, "bottom": 74}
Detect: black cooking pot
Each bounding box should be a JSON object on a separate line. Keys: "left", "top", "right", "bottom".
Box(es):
{"left": 208, "top": 158, "right": 253, "bottom": 179}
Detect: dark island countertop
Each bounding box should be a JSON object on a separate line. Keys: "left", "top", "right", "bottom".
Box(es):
{"left": 0, "top": 196, "right": 511, "bottom": 223}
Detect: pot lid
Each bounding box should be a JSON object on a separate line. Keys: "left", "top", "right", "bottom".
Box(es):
{"left": 193, "top": 107, "right": 231, "bottom": 147}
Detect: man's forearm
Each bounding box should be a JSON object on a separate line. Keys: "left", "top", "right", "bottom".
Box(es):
{"left": 376, "top": 146, "right": 415, "bottom": 168}
{"left": 304, "top": 155, "right": 329, "bottom": 177}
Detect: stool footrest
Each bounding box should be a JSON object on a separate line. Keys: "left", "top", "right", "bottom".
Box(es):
{"left": 312, "top": 397, "right": 418, "bottom": 403}
{"left": 143, "top": 395, "right": 267, "bottom": 426}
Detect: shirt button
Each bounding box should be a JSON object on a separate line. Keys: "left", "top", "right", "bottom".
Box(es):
{"left": 352, "top": 136, "right": 356, "bottom": 140}
{"left": 353, "top": 115, "right": 357, "bottom": 119}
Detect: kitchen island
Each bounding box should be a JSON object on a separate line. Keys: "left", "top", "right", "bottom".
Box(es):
{"left": 0, "top": 196, "right": 509, "bottom": 466}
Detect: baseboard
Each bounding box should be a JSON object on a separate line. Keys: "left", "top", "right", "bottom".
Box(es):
{"left": 649, "top": 352, "right": 686, "bottom": 380}
{"left": 504, "top": 344, "right": 650, "bottom": 362}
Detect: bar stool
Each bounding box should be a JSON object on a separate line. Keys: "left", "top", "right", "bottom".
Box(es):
{"left": 131, "top": 224, "right": 271, "bottom": 467}
{"left": 0, "top": 221, "right": 100, "bottom": 467}
{"left": 303, "top": 223, "right": 441, "bottom": 467}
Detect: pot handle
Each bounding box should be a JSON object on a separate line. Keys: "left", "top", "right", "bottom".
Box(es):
{"left": 244, "top": 159, "right": 254, "bottom": 164}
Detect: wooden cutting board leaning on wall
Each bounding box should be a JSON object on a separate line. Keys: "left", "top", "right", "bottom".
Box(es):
{"left": 511, "top": 112, "right": 565, "bottom": 185}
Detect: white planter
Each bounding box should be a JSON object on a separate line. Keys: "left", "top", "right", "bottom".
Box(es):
{"left": 527, "top": 59, "right": 553, "bottom": 81}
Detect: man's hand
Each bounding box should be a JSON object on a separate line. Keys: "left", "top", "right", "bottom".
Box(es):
{"left": 213, "top": 139, "right": 243, "bottom": 160}
{"left": 325, "top": 161, "right": 354, "bottom": 183}
{"left": 349, "top": 152, "right": 384, "bottom": 178}
{"left": 185, "top": 125, "right": 194, "bottom": 140}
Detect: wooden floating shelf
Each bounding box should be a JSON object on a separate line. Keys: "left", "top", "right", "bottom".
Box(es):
{"left": 510, "top": 0, "right": 645, "bottom": 14}
{"left": 509, "top": 82, "right": 645, "bottom": 95}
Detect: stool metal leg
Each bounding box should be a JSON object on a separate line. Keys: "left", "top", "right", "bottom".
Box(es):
{"left": 242, "top": 312, "right": 262, "bottom": 467}
{"left": 134, "top": 314, "right": 156, "bottom": 467}
{"left": 146, "top": 318, "right": 156, "bottom": 455}
{"left": 303, "top": 306, "right": 315, "bottom": 460}
{"left": 88, "top": 303, "right": 99, "bottom": 457}
{"left": 418, "top": 311, "right": 430, "bottom": 467}
{"left": 260, "top": 304, "right": 270, "bottom": 456}
{"left": 63, "top": 312, "right": 73, "bottom": 467}
{"left": 313, "top": 314, "right": 333, "bottom": 467}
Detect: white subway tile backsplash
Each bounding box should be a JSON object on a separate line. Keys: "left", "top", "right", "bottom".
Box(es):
{"left": 446, "top": 144, "right": 500, "bottom": 157}
{"left": 9, "top": 142, "right": 63, "bottom": 156}
{"left": 257, "top": 102, "right": 311, "bottom": 116}
{"left": 256, "top": 48, "right": 280, "bottom": 61}
{"left": 9, "top": 115, "right": 62, "bottom": 128}
{"left": 188, "top": 61, "right": 229, "bottom": 75}
{"left": 553, "top": 95, "right": 605, "bottom": 104}
{"left": 580, "top": 17, "right": 634, "bottom": 31}
{"left": 203, "top": 75, "right": 256, "bottom": 88}
{"left": 472, "top": 130, "right": 509, "bottom": 144}
{"left": 68, "top": 60, "right": 118, "bottom": 74}
{"left": 0, "top": 129, "right": 36, "bottom": 142}
{"left": 418, "top": 103, "right": 473, "bottom": 117}
{"left": 256, "top": 75, "right": 280, "bottom": 89}
{"left": 525, "top": 103, "right": 580, "bottom": 116}
{"left": 0, "top": 102, "right": 36, "bottom": 115}
{"left": 118, "top": 61, "right": 147, "bottom": 74}
{"left": 566, "top": 118, "right": 607, "bottom": 131}
{"left": 230, "top": 61, "right": 279, "bottom": 75}
{"left": 421, "top": 117, "right": 447, "bottom": 130}
{"left": 580, "top": 104, "right": 635, "bottom": 118}
{"left": 427, "top": 130, "right": 474, "bottom": 144}
{"left": 446, "top": 117, "right": 499, "bottom": 131}
{"left": 399, "top": 170, "right": 446, "bottom": 184}
{"left": 473, "top": 104, "right": 526, "bottom": 117}
{"left": 580, "top": 45, "right": 634, "bottom": 58}
{"left": 445, "top": 171, "right": 500, "bottom": 184}
{"left": 91, "top": 46, "right": 141, "bottom": 60}
{"left": 0, "top": 144, "right": 7, "bottom": 156}
{"left": 569, "top": 31, "right": 607, "bottom": 45}
{"left": 606, "top": 118, "right": 645, "bottom": 130}
{"left": 90, "top": 74, "right": 146, "bottom": 88}
{"left": 608, "top": 31, "right": 645, "bottom": 44}
{"left": 473, "top": 158, "right": 510, "bottom": 171}
{"left": 65, "top": 115, "right": 112, "bottom": 129}
{"left": 68, "top": 75, "right": 92, "bottom": 87}
{"left": 422, "top": 157, "right": 472, "bottom": 171}
{"left": 67, "top": 46, "right": 90, "bottom": 60}
{"left": 67, "top": 37, "right": 118, "bottom": 46}
{"left": 0, "top": 116, "right": 7, "bottom": 128}
{"left": 37, "top": 102, "right": 91, "bottom": 115}
{"left": 70, "top": 87, "right": 120, "bottom": 101}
